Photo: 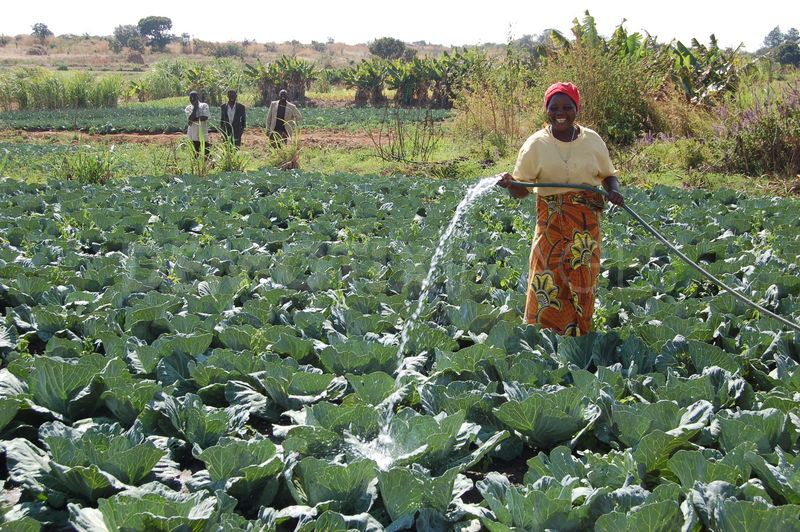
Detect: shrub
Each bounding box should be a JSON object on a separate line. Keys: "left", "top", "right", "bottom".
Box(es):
{"left": 127, "top": 52, "right": 145, "bottom": 65}
{"left": 57, "top": 148, "right": 116, "bottom": 184}
{"left": 648, "top": 87, "right": 716, "bottom": 139}
{"left": 632, "top": 136, "right": 720, "bottom": 174}
{"left": 452, "top": 48, "right": 538, "bottom": 156}
{"left": 718, "top": 85, "right": 800, "bottom": 177}
{"left": 111, "top": 25, "right": 145, "bottom": 54}
{"left": 370, "top": 108, "right": 441, "bottom": 163}
{"left": 210, "top": 43, "right": 244, "bottom": 58}
{"left": 27, "top": 45, "right": 48, "bottom": 56}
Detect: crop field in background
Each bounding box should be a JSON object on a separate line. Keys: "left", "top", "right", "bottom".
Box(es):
{"left": 1, "top": 171, "right": 800, "bottom": 530}
{"left": 0, "top": 106, "right": 450, "bottom": 134}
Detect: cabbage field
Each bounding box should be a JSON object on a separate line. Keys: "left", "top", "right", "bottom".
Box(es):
{"left": 0, "top": 107, "right": 450, "bottom": 134}
{"left": 1, "top": 171, "right": 800, "bottom": 530}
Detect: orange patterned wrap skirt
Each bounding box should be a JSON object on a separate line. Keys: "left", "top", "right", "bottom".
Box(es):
{"left": 524, "top": 190, "right": 604, "bottom": 336}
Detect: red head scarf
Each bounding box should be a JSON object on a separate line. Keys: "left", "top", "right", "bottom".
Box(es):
{"left": 544, "top": 82, "right": 580, "bottom": 111}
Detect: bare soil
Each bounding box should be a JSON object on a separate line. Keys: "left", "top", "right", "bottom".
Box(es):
{"left": 0, "top": 129, "right": 375, "bottom": 150}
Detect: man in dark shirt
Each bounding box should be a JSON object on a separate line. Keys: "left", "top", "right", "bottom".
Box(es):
{"left": 220, "top": 89, "right": 246, "bottom": 147}
{"left": 275, "top": 97, "right": 288, "bottom": 139}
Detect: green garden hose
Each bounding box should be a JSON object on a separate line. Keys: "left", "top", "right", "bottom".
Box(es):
{"left": 508, "top": 181, "right": 800, "bottom": 334}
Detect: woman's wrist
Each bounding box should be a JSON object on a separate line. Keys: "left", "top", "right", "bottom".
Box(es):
{"left": 603, "top": 176, "right": 620, "bottom": 191}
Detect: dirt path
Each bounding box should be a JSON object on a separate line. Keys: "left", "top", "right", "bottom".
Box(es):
{"left": 0, "top": 129, "right": 376, "bottom": 150}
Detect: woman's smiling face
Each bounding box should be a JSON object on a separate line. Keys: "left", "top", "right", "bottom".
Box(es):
{"left": 546, "top": 93, "right": 577, "bottom": 134}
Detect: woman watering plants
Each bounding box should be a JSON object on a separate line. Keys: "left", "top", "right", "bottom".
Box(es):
{"left": 497, "top": 82, "right": 624, "bottom": 336}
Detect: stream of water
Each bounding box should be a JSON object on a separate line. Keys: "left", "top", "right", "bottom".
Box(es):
{"left": 394, "top": 176, "right": 498, "bottom": 373}
{"left": 345, "top": 177, "right": 499, "bottom": 467}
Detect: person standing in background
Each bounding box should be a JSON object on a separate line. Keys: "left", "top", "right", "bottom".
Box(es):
{"left": 220, "top": 89, "right": 246, "bottom": 147}
{"left": 266, "top": 89, "right": 301, "bottom": 146}
{"left": 185, "top": 91, "right": 210, "bottom": 156}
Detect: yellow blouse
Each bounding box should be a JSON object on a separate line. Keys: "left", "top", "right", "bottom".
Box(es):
{"left": 512, "top": 126, "right": 617, "bottom": 196}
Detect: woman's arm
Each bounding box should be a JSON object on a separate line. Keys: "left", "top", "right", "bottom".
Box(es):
{"left": 601, "top": 176, "right": 624, "bottom": 206}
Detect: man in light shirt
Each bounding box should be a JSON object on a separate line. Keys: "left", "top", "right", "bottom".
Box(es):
{"left": 220, "top": 89, "right": 246, "bottom": 147}
{"left": 185, "top": 91, "right": 210, "bottom": 156}
{"left": 266, "top": 89, "right": 301, "bottom": 146}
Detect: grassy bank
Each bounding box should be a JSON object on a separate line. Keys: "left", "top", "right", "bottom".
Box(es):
{"left": 0, "top": 130, "right": 792, "bottom": 198}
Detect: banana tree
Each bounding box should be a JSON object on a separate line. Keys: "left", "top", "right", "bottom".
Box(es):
{"left": 245, "top": 60, "right": 281, "bottom": 106}
{"left": 274, "top": 56, "right": 318, "bottom": 104}
{"left": 343, "top": 59, "right": 387, "bottom": 106}
{"left": 608, "top": 24, "right": 647, "bottom": 61}
{"left": 430, "top": 48, "right": 485, "bottom": 109}
{"left": 672, "top": 35, "right": 740, "bottom": 105}
{"left": 571, "top": 10, "right": 605, "bottom": 50}
{"left": 127, "top": 79, "right": 149, "bottom": 103}
{"left": 321, "top": 67, "right": 347, "bottom": 86}
{"left": 386, "top": 59, "right": 430, "bottom": 107}
{"left": 184, "top": 64, "right": 225, "bottom": 105}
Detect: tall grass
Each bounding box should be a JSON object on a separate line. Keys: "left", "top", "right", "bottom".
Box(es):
{"left": 452, "top": 48, "right": 538, "bottom": 156}
{"left": 370, "top": 108, "right": 441, "bottom": 163}
{"left": 0, "top": 67, "right": 122, "bottom": 111}
{"left": 265, "top": 130, "right": 301, "bottom": 170}
{"left": 0, "top": 150, "right": 9, "bottom": 177}
{"left": 57, "top": 147, "right": 117, "bottom": 184}
{"left": 213, "top": 136, "right": 251, "bottom": 172}
{"left": 719, "top": 83, "right": 800, "bottom": 178}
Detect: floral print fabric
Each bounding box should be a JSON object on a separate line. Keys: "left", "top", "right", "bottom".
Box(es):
{"left": 524, "top": 191, "right": 604, "bottom": 336}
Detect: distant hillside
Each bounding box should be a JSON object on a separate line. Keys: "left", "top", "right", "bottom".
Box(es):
{"left": 0, "top": 34, "right": 489, "bottom": 73}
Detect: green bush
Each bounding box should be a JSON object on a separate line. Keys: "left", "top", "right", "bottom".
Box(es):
{"left": 631, "top": 136, "right": 721, "bottom": 174}
{"left": 210, "top": 43, "right": 244, "bottom": 58}
{"left": 719, "top": 85, "right": 800, "bottom": 177}
{"left": 57, "top": 148, "right": 116, "bottom": 184}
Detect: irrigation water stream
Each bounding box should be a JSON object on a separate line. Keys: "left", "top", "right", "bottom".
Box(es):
{"left": 346, "top": 177, "right": 499, "bottom": 469}
{"left": 394, "top": 176, "right": 499, "bottom": 375}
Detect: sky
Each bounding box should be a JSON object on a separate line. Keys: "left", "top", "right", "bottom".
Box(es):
{"left": 5, "top": 1, "right": 799, "bottom": 52}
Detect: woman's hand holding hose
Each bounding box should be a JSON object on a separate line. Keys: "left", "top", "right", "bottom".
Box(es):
{"left": 496, "top": 172, "right": 530, "bottom": 199}
{"left": 602, "top": 176, "right": 624, "bottom": 206}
